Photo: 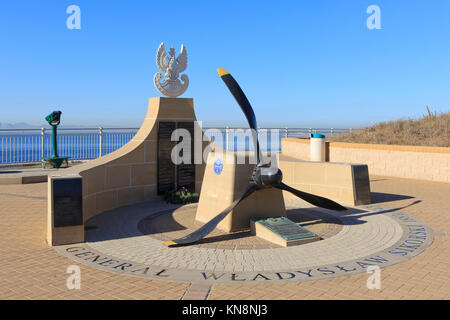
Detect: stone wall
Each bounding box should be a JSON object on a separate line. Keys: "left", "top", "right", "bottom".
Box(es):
{"left": 62, "top": 97, "right": 207, "bottom": 223}
{"left": 281, "top": 138, "right": 450, "bottom": 183}
{"left": 47, "top": 97, "right": 210, "bottom": 246}
{"left": 278, "top": 155, "right": 371, "bottom": 206}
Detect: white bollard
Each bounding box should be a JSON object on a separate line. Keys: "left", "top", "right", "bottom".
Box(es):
{"left": 310, "top": 133, "right": 325, "bottom": 161}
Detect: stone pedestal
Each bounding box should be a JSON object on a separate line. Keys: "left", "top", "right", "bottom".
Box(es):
{"left": 195, "top": 150, "right": 286, "bottom": 232}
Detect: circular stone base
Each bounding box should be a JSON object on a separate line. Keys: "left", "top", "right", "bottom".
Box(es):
{"left": 137, "top": 205, "right": 342, "bottom": 250}
{"left": 54, "top": 199, "right": 434, "bottom": 284}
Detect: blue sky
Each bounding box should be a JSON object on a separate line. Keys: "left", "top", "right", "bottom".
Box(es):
{"left": 0, "top": 0, "right": 449, "bottom": 128}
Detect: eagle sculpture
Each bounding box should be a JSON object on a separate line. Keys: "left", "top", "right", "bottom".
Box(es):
{"left": 154, "top": 42, "right": 189, "bottom": 98}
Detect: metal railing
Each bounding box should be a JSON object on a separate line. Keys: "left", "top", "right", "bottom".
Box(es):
{"left": 0, "top": 127, "right": 137, "bottom": 164}
{"left": 0, "top": 126, "right": 355, "bottom": 165}
{"left": 281, "top": 127, "right": 353, "bottom": 138}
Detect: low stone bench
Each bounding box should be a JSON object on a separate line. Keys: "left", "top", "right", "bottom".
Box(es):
{"left": 278, "top": 154, "right": 371, "bottom": 206}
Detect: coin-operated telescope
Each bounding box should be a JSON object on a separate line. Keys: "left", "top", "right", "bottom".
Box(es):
{"left": 42, "top": 110, "right": 68, "bottom": 168}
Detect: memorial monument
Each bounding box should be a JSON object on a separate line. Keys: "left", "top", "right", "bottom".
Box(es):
{"left": 164, "top": 68, "right": 348, "bottom": 247}
{"left": 45, "top": 43, "right": 434, "bottom": 288}
{"left": 47, "top": 43, "right": 362, "bottom": 250}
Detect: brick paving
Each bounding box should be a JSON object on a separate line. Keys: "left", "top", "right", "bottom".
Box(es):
{"left": 208, "top": 176, "right": 450, "bottom": 299}
{"left": 58, "top": 199, "right": 420, "bottom": 283}
{"left": 0, "top": 183, "right": 189, "bottom": 300}
{"left": 138, "top": 205, "right": 342, "bottom": 249}
{"left": 0, "top": 176, "right": 448, "bottom": 299}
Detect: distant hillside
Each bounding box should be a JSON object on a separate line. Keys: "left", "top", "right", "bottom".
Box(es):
{"left": 327, "top": 108, "right": 450, "bottom": 148}
{"left": 0, "top": 122, "right": 39, "bottom": 129}
{"left": 0, "top": 122, "right": 124, "bottom": 129}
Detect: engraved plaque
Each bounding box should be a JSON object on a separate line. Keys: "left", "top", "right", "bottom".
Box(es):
{"left": 52, "top": 177, "right": 83, "bottom": 227}
{"left": 352, "top": 164, "right": 371, "bottom": 204}
{"left": 176, "top": 122, "right": 195, "bottom": 191}
{"left": 157, "top": 121, "right": 196, "bottom": 195}
{"left": 158, "top": 122, "right": 176, "bottom": 195}
{"left": 258, "top": 217, "right": 317, "bottom": 240}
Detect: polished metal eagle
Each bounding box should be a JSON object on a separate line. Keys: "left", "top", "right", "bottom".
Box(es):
{"left": 154, "top": 42, "right": 189, "bottom": 98}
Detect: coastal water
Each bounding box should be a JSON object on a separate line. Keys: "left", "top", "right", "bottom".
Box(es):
{"left": 0, "top": 129, "right": 286, "bottom": 164}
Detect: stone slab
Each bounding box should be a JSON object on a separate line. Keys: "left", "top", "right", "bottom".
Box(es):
{"left": 251, "top": 217, "right": 320, "bottom": 247}
{"left": 278, "top": 154, "right": 371, "bottom": 206}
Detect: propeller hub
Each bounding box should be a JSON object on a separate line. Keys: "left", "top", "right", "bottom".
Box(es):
{"left": 252, "top": 164, "right": 283, "bottom": 188}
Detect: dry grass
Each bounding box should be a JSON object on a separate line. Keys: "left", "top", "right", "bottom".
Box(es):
{"left": 327, "top": 108, "right": 450, "bottom": 147}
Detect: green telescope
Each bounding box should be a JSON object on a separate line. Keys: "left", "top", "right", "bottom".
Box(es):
{"left": 42, "top": 110, "right": 68, "bottom": 168}
{"left": 45, "top": 110, "right": 62, "bottom": 126}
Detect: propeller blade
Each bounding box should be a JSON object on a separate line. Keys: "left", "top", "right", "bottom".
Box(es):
{"left": 164, "top": 183, "right": 258, "bottom": 247}
{"left": 276, "top": 182, "right": 349, "bottom": 211}
{"left": 217, "top": 68, "right": 261, "bottom": 164}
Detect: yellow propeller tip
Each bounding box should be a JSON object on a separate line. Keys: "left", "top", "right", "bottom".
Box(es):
{"left": 164, "top": 240, "right": 177, "bottom": 247}
{"left": 217, "top": 68, "right": 229, "bottom": 76}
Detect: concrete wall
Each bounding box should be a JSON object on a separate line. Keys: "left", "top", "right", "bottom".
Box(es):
{"left": 281, "top": 138, "right": 450, "bottom": 183}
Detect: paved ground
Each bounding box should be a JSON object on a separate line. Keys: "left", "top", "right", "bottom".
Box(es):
{"left": 56, "top": 198, "right": 430, "bottom": 283}
{"left": 0, "top": 163, "right": 80, "bottom": 184}
{"left": 137, "top": 204, "right": 342, "bottom": 249}
{"left": 0, "top": 175, "right": 449, "bottom": 299}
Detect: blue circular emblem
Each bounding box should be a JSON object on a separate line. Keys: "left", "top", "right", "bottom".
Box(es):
{"left": 213, "top": 158, "right": 223, "bottom": 175}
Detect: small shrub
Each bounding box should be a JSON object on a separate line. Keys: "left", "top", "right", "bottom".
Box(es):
{"left": 164, "top": 186, "right": 199, "bottom": 204}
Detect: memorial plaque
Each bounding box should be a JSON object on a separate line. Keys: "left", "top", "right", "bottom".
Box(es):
{"left": 158, "top": 122, "right": 176, "bottom": 195}
{"left": 176, "top": 122, "right": 195, "bottom": 191}
{"left": 157, "top": 121, "right": 196, "bottom": 195}
{"left": 52, "top": 177, "right": 83, "bottom": 227}
{"left": 257, "top": 217, "right": 317, "bottom": 241}
{"left": 352, "top": 165, "right": 371, "bottom": 204}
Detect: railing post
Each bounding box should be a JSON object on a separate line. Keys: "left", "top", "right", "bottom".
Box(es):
{"left": 331, "top": 128, "right": 334, "bottom": 136}
{"left": 40, "top": 128, "right": 45, "bottom": 160}
{"left": 225, "top": 126, "right": 229, "bottom": 150}
{"left": 99, "top": 126, "right": 103, "bottom": 157}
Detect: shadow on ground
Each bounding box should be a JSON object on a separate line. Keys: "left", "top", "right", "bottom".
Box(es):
{"left": 301, "top": 200, "right": 421, "bottom": 227}
{"left": 85, "top": 199, "right": 421, "bottom": 244}
{"left": 370, "top": 192, "right": 414, "bottom": 204}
